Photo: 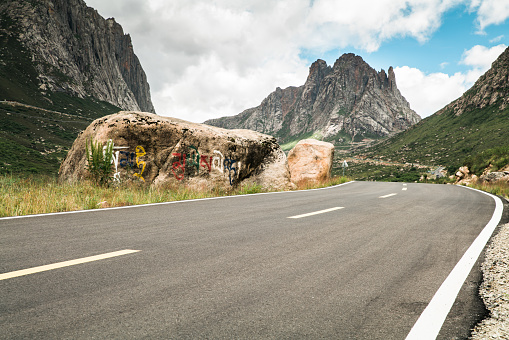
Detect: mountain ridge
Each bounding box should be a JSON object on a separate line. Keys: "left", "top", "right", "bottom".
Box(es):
{"left": 205, "top": 53, "right": 420, "bottom": 148}
{"left": 0, "top": 0, "right": 154, "bottom": 113}
{"left": 357, "top": 46, "right": 509, "bottom": 176}
{"left": 0, "top": 0, "right": 155, "bottom": 175}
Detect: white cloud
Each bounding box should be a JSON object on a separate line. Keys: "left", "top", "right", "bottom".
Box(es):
{"left": 474, "top": 0, "right": 509, "bottom": 31}
{"left": 490, "top": 35, "right": 504, "bottom": 43}
{"left": 460, "top": 44, "right": 507, "bottom": 69}
{"left": 394, "top": 66, "right": 474, "bottom": 118}
{"left": 304, "top": 0, "right": 462, "bottom": 52}
{"left": 153, "top": 53, "right": 309, "bottom": 122}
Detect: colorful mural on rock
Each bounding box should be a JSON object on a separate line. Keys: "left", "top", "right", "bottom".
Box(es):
{"left": 99, "top": 141, "right": 239, "bottom": 185}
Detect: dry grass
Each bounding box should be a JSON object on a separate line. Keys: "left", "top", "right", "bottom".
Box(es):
{"left": 467, "top": 181, "right": 509, "bottom": 200}
{"left": 0, "top": 175, "right": 351, "bottom": 218}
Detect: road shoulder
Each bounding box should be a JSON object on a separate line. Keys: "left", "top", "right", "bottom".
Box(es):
{"left": 471, "top": 198, "right": 509, "bottom": 338}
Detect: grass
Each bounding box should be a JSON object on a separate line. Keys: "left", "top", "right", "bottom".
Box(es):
{"left": 466, "top": 181, "right": 509, "bottom": 200}
{"left": 360, "top": 101, "right": 509, "bottom": 175}
{"left": 0, "top": 175, "right": 351, "bottom": 217}
{"left": 279, "top": 130, "right": 324, "bottom": 151}
{"left": 464, "top": 146, "right": 509, "bottom": 176}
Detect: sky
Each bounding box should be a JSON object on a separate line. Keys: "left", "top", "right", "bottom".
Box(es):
{"left": 85, "top": 0, "right": 509, "bottom": 123}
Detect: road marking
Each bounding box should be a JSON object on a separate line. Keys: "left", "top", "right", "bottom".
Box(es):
{"left": 288, "top": 207, "right": 344, "bottom": 219}
{"left": 0, "top": 249, "right": 140, "bottom": 281}
{"left": 406, "top": 186, "right": 503, "bottom": 340}
{"left": 402, "top": 184, "right": 408, "bottom": 191}
{"left": 379, "top": 193, "right": 397, "bottom": 198}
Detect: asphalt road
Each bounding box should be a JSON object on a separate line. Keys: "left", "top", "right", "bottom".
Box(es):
{"left": 0, "top": 181, "right": 502, "bottom": 339}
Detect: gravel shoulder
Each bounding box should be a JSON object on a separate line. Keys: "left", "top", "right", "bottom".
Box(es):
{"left": 471, "top": 211, "right": 509, "bottom": 339}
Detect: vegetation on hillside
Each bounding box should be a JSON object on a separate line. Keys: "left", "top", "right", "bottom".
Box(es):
{"left": 0, "top": 101, "right": 120, "bottom": 176}
{"left": 358, "top": 101, "right": 509, "bottom": 177}
{"left": 464, "top": 146, "right": 509, "bottom": 176}
{"left": 0, "top": 11, "right": 121, "bottom": 176}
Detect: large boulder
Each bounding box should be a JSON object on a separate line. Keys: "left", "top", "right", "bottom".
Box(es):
{"left": 287, "top": 139, "right": 334, "bottom": 185}
{"left": 59, "top": 111, "right": 292, "bottom": 190}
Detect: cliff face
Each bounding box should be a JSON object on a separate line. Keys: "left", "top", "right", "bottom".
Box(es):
{"left": 439, "top": 46, "right": 509, "bottom": 116}
{"left": 205, "top": 54, "right": 420, "bottom": 144}
{"left": 0, "top": 0, "right": 154, "bottom": 112}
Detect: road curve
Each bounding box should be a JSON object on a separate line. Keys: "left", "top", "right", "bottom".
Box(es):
{"left": 0, "top": 181, "right": 502, "bottom": 339}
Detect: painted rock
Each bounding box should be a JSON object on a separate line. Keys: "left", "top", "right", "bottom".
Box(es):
{"left": 58, "top": 111, "right": 292, "bottom": 190}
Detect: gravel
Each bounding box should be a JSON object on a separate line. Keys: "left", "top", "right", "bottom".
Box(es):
{"left": 470, "top": 222, "right": 509, "bottom": 339}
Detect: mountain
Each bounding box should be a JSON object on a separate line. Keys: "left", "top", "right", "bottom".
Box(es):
{"left": 205, "top": 53, "right": 420, "bottom": 149}
{"left": 0, "top": 0, "right": 154, "bottom": 112}
{"left": 0, "top": 0, "right": 155, "bottom": 175}
{"left": 360, "top": 46, "right": 509, "bottom": 174}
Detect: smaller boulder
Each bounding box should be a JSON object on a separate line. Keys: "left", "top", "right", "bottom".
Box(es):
{"left": 481, "top": 172, "right": 509, "bottom": 183}
{"left": 456, "top": 166, "right": 469, "bottom": 179}
{"left": 287, "top": 139, "right": 334, "bottom": 185}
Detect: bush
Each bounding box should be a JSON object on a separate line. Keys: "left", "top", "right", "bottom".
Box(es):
{"left": 85, "top": 138, "right": 114, "bottom": 186}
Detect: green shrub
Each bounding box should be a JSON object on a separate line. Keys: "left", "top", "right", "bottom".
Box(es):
{"left": 85, "top": 138, "right": 114, "bottom": 186}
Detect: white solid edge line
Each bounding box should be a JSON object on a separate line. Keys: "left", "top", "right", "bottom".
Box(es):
{"left": 0, "top": 181, "right": 356, "bottom": 221}
{"left": 0, "top": 249, "right": 140, "bottom": 281}
{"left": 288, "top": 207, "right": 344, "bottom": 219}
{"left": 379, "top": 193, "right": 397, "bottom": 198}
{"left": 405, "top": 186, "right": 503, "bottom": 340}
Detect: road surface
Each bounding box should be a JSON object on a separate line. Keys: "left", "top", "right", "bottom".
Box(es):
{"left": 0, "top": 181, "right": 503, "bottom": 339}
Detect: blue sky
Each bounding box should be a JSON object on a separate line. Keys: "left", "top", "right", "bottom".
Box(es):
{"left": 334, "top": 7, "right": 508, "bottom": 75}
{"left": 85, "top": 0, "right": 509, "bottom": 122}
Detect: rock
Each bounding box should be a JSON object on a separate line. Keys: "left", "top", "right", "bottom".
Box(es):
{"left": 205, "top": 54, "right": 420, "bottom": 145}
{"left": 0, "top": 0, "right": 154, "bottom": 112}
{"left": 456, "top": 166, "right": 470, "bottom": 179}
{"left": 481, "top": 172, "right": 509, "bottom": 183}
{"left": 454, "top": 166, "right": 478, "bottom": 185}
{"left": 438, "top": 46, "right": 509, "bottom": 116}
{"left": 287, "top": 139, "right": 334, "bottom": 185}
{"left": 58, "top": 111, "right": 292, "bottom": 190}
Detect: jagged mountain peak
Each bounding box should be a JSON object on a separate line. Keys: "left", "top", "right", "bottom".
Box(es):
{"left": 205, "top": 53, "right": 420, "bottom": 146}
{"left": 439, "top": 46, "right": 509, "bottom": 116}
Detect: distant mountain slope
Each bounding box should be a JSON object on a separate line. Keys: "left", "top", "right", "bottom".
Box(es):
{"left": 361, "top": 46, "right": 509, "bottom": 173}
{"left": 205, "top": 54, "right": 420, "bottom": 148}
{"left": 0, "top": 0, "right": 154, "bottom": 113}
{"left": 0, "top": 0, "right": 155, "bottom": 175}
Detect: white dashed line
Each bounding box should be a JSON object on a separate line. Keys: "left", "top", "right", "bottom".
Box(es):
{"left": 379, "top": 193, "right": 397, "bottom": 198}
{"left": 288, "top": 207, "right": 344, "bottom": 219}
{"left": 0, "top": 249, "right": 140, "bottom": 281}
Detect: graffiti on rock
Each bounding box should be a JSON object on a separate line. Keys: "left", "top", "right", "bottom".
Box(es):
{"left": 90, "top": 142, "right": 240, "bottom": 186}
{"left": 95, "top": 141, "right": 146, "bottom": 183}
{"left": 171, "top": 146, "right": 240, "bottom": 185}
{"left": 133, "top": 146, "right": 147, "bottom": 182}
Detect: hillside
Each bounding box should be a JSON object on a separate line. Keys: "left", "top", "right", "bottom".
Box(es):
{"left": 205, "top": 54, "right": 420, "bottom": 150}
{"left": 0, "top": 0, "right": 155, "bottom": 175}
{"left": 357, "top": 46, "right": 509, "bottom": 177}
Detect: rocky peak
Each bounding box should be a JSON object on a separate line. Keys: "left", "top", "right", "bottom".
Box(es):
{"left": 439, "top": 46, "right": 509, "bottom": 116}
{"left": 301, "top": 59, "right": 332, "bottom": 104}
{"left": 388, "top": 66, "right": 397, "bottom": 91}
{"left": 205, "top": 53, "right": 420, "bottom": 145}
{"left": 0, "top": 0, "right": 155, "bottom": 113}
